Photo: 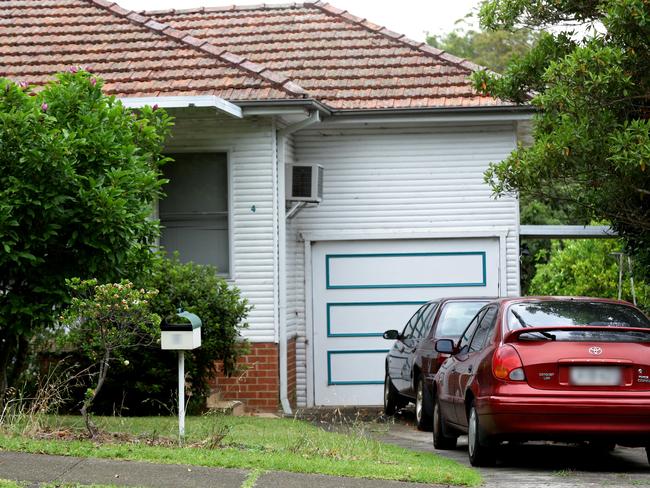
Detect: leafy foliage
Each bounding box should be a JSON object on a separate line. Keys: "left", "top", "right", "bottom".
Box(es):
{"left": 61, "top": 279, "right": 160, "bottom": 436}
{"left": 140, "top": 255, "right": 250, "bottom": 403}
{"left": 529, "top": 239, "right": 649, "bottom": 312}
{"left": 82, "top": 255, "right": 251, "bottom": 415}
{"left": 0, "top": 71, "right": 172, "bottom": 397}
{"left": 427, "top": 22, "right": 539, "bottom": 73}
{"left": 474, "top": 0, "right": 650, "bottom": 279}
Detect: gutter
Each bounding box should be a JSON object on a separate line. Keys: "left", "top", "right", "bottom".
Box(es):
{"left": 119, "top": 95, "right": 243, "bottom": 118}
{"left": 276, "top": 110, "right": 322, "bottom": 415}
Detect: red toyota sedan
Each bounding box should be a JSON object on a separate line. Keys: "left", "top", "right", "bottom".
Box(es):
{"left": 432, "top": 297, "right": 650, "bottom": 466}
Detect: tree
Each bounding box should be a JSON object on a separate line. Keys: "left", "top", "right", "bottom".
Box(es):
{"left": 61, "top": 279, "right": 160, "bottom": 437}
{"left": 474, "top": 0, "right": 650, "bottom": 279}
{"left": 0, "top": 71, "right": 172, "bottom": 400}
{"left": 529, "top": 239, "right": 649, "bottom": 312}
{"left": 427, "top": 22, "right": 539, "bottom": 73}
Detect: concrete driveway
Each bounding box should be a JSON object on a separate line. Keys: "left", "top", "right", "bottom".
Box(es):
{"left": 377, "top": 410, "right": 650, "bottom": 488}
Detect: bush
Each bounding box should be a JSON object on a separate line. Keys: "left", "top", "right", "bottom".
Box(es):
{"left": 60, "top": 279, "right": 160, "bottom": 435}
{"left": 529, "top": 239, "right": 650, "bottom": 312}
{"left": 76, "top": 255, "right": 250, "bottom": 415}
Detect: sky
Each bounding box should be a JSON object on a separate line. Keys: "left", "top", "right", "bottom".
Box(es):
{"left": 119, "top": 0, "right": 482, "bottom": 41}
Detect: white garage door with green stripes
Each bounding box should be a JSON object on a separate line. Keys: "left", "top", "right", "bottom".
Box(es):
{"left": 312, "top": 238, "right": 500, "bottom": 406}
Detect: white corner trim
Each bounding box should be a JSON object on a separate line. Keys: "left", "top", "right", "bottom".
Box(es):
{"left": 119, "top": 96, "right": 243, "bottom": 119}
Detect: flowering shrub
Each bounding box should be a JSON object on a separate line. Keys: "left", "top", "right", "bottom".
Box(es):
{"left": 61, "top": 278, "right": 160, "bottom": 436}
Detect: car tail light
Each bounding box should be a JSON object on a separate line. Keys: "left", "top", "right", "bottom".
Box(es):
{"left": 493, "top": 345, "right": 525, "bottom": 381}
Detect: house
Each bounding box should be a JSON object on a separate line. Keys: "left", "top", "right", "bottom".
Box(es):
{"left": 2, "top": 0, "right": 531, "bottom": 411}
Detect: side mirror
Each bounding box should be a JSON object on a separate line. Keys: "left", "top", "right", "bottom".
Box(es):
{"left": 382, "top": 329, "right": 400, "bottom": 340}
{"left": 435, "top": 338, "right": 456, "bottom": 354}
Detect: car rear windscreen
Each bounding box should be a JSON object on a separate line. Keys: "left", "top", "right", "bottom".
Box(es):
{"left": 436, "top": 301, "right": 489, "bottom": 339}
{"left": 507, "top": 301, "right": 650, "bottom": 342}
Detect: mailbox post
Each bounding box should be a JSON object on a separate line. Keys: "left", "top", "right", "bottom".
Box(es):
{"left": 161, "top": 309, "right": 202, "bottom": 440}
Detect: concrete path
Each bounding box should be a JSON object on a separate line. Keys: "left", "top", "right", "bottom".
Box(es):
{"left": 0, "top": 451, "right": 436, "bottom": 488}
{"left": 376, "top": 413, "right": 650, "bottom": 488}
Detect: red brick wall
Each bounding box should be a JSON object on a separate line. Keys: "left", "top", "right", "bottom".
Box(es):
{"left": 211, "top": 342, "right": 279, "bottom": 412}
{"left": 287, "top": 337, "right": 297, "bottom": 408}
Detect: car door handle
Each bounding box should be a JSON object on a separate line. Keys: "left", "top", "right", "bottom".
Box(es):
{"left": 468, "top": 365, "right": 473, "bottom": 373}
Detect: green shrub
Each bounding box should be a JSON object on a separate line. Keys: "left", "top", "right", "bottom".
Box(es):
{"left": 141, "top": 254, "right": 251, "bottom": 398}
{"left": 77, "top": 255, "right": 250, "bottom": 415}
{"left": 529, "top": 239, "right": 650, "bottom": 312}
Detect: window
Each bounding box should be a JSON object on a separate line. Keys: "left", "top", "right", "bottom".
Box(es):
{"left": 469, "top": 306, "right": 498, "bottom": 352}
{"left": 402, "top": 304, "right": 428, "bottom": 340}
{"left": 419, "top": 302, "right": 440, "bottom": 338}
{"left": 434, "top": 301, "right": 490, "bottom": 339}
{"left": 458, "top": 309, "right": 485, "bottom": 354}
{"left": 159, "top": 153, "right": 229, "bottom": 274}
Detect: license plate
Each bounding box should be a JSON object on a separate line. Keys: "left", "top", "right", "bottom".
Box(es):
{"left": 569, "top": 366, "right": 621, "bottom": 386}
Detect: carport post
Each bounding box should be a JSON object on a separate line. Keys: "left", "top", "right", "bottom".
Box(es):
{"left": 178, "top": 351, "right": 185, "bottom": 440}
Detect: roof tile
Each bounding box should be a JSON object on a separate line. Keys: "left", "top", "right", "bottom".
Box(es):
{"left": 1, "top": 0, "right": 513, "bottom": 110}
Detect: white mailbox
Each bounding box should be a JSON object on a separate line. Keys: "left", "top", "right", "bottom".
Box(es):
{"left": 161, "top": 309, "right": 201, "bottom": 350}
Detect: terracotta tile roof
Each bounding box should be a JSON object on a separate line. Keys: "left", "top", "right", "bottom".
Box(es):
{"left": 0, "top": 0, "right": 306, "bottom": 100}
{"left": 0, "top": 0, "right": 514, "bottom": 110}
{"left": 148, "top": 1, "right": 512, "bottom": 110}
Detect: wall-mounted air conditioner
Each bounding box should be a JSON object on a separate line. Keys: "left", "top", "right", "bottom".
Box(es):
{"left": 286, "top": 164, "right": 323, "bottom": 203}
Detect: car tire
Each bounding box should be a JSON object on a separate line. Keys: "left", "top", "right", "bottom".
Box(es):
{"left": 433, "top": 397, "right": 457, "bottom": 450}
{"left": 384, "top": 374, "right": 402, "bottom": 416}
{"left": 645, "top": 446, "right": 650, "bottom": 466}
{"left": 468, "top": 402, "right": 496, "bottom": 467}
{"left": 415, "top": 377, "right": 433, "bottom": 431}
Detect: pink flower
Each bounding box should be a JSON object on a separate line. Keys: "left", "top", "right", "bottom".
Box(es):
{"left": 90, "top": 78, "right": 97, "bottom": 86}
{"left": 18, "top": 81, "right": 28, "bottom": 89}
{"left": 41, "top": 103, "right": 48, "bottom": 112}
{"left": 152, "top": 104, "right": 159, "bottom": 111}
{"left": 68, "top": 66, "right": 78, "bottom": 73}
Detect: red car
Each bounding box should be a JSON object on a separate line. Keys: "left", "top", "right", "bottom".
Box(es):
{"left": 432, "top": 297, "right": 650, "bottom": 466}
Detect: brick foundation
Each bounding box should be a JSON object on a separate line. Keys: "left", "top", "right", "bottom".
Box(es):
{"left": 211, "top": 342, "right": 280, "bottom": 411}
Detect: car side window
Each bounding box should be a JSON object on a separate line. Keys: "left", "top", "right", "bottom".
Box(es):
{"left": 411, "top": 304, "right": 433, "bottom": 339}
{"left": 419, "top": 302, "right": 439, "bottom": 338}
{"left": 468, "top": 306, "right": 498, "bottom": 352}
{"left": 458, "top": 309, "right": 486, "bottom": 353}
{"left": 402, "top": 304, "right": 427, "bottom": 340}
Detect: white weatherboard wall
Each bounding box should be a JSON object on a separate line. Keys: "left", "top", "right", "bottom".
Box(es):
{"left": 165, "top": 110, "right": 277, "bottom": 342}
{"left": 287, "top": 123, "right": 520, "bottom": 407}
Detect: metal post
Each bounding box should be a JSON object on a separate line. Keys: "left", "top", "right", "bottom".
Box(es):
{"left": 628, "top": 255, "right": 637, "bottom": 306}
{"left": 178, "top": 350, "right": 185, "bottom": 440}
{"left": 617, "top": 253, "right": 624, "bottom": 300}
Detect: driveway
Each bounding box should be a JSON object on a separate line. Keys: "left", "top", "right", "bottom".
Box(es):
{"left": 376, "top": 410, "right": 650, "bottom": 488}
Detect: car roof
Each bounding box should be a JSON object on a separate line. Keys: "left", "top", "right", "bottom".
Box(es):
{"left": 494, "top": 296, "right": 639, "bottom": 308}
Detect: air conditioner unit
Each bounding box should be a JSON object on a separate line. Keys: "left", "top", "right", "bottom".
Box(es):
{"left": 286, "top": 164, "right": 323, "bottom": 203}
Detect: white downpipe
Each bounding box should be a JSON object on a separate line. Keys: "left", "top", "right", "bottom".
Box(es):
{"left": 277, "top": 111, "right": 321, "bottom": 415}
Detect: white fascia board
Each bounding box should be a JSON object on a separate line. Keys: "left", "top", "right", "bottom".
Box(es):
{"left": 320, "top": 111, "right": 533, "bottom": 127}
{"left": 520, "top": 225, "right": 616, "bottom": 238}
{"left": 119, "top": 96, "right": 243, "bottom": 119}
{"left": 300, "top": 227, "right": 511, "bottom": 242}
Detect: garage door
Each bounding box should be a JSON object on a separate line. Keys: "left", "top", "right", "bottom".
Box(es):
{"left": 311, "top": 238, "right": 500, "bottom": 406}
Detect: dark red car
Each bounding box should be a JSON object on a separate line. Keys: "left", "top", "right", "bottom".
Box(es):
{"left": 382, "top": 297, "right": 491, "bottom": 430}
{"left": 432, "top": 297, "right": 650, "bottom": 466}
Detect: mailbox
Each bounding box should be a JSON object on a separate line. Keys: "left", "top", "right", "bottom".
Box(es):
{"left": 161, "top": 309, "right": 202, "bottom": 350}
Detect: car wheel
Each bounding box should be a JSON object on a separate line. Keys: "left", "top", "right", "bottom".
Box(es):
{"left": 384, "top": 374, "right": 401, "bottom": 416}
{"left": 415, "top": 376, "right": 433, "bottom": 431}
{"left": 468, "top": 403, "right": 496, "bottom": 467}
{"left": 645, "top": 446, "right": 650, "bottom": 466}
{"left": 433, "top": 397, "right": 457, "bottom": 450}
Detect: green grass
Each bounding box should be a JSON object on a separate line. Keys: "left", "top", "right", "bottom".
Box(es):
{"left": 0, "top": 415, "right": 480, "bottom": 486}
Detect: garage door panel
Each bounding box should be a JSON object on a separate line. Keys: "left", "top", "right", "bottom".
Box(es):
{"left": 327, "top": 252, "right": 486, "bottom": 289}
{"left": 327, "top": 301, "right": 426, "bottom": 337}
{"left": 312, "top": 238, "right": 500, "bottom": 406}
{"left": 328, "top": 349, "right": 388, "bottom": 385}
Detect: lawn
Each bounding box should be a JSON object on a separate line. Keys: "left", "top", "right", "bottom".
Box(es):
{"left": 0, "top": 415, "right": 480, "bottom": 486}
